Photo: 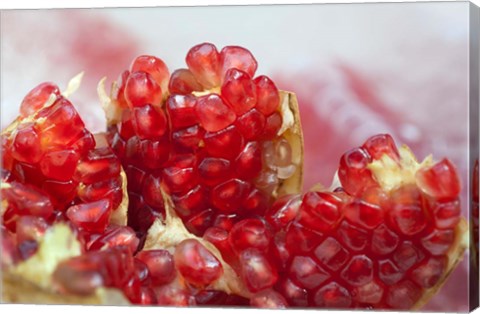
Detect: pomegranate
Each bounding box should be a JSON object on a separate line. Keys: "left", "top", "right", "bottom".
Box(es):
{"left": 1, "top": 44, "right": 467, "bottom": 310}
{"left": 206, "top": 134, "right": 467, "bottom": 309}
{"left": 1, "top": 75, "right": 130, "bottom": 259}
{"left": 99, "top": 43, "right": 303, "bottom": 238}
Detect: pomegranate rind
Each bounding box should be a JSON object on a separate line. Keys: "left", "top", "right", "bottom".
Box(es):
{"left": 275, "top": 91, "right": 304, "bottom": 197}
{"left": 412, "top": 218, "right": 468, "bottom": 310}
{"left": 144, "top": 188, "right": 251, "bottom": 298}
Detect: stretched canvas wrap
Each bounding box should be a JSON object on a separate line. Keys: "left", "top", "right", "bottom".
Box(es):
{"left": 0, "top": 2, "right": 479, "bottom": 312}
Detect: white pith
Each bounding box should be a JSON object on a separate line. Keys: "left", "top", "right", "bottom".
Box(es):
{"left": 367, "top": 145, "right": 434, "bottom": 193}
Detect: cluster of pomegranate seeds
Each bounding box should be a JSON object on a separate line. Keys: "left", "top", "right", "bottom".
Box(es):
{"left": 107, "top": 43, "right": 297, "bottom": 237}
{"left": 1, "top": 83, "right": 128, "bottom": 258}
{"left": 106, "top": 55, "right": 172, "bottom": 239}
{"left": 1, "top": 43, "right": 466, "bottom": 310}
{"left": 50, "top": 236, "right": 246, "bottom": 306}
{"left": 204, "top": 134, "right": 462, "bottom": 309}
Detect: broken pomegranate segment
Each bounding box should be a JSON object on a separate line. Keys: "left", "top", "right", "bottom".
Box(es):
{"left": 1, "top": 77, "right": 129, "bottom": 260}
{"left": 102, "top": 42, "right": 303, "bottom": 238}
{"left": 206, "top": 134, "right": 466, "bottom": 309}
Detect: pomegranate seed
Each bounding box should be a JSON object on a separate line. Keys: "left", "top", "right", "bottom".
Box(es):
{"left": 314, "top": 237, "right": 350, "bottom": 272}
{"left": 118, "top": 110, "right": 135, "bottom": 139}
{"left": 155, "top": 285, "right": 196, "bottom": 306}
{"left": 36, "top": 98, "right": 85, "bottom": 146}
{"left": 169, "top": 68, "right": 202, "bottom": 94}
{"left": 174, "top": 239, "right": 223, "bottom": 286}
{"left": 125, "top": 165, "right": 146, "bottom": 194}
{"left": 131, "top": 104, "right": 168, "bottom": 139}
{"left": 338, "top": 147, "right": 377, "bottom": 196}
{"left": 52, "top": 257, "right": 104, "bottom": 295}
{"left": 266, "top": 195, "right": 302, "bottom": 231}
{"left": 228, "top": 218, "right": 272, "bottom": 253}
{"left": 410, "top": 257, "right": 446, "bottom": 288}
{"left": 285, "top": 221, "right": 323, "bottom": 254}
{"left": 298, "top": 192, "right": 342, "bottom": 232}
{"left": 389, "top": 185, "right": 427, "bottom": 236}
{"left": 142, "top": 175, "right": 164, "bottom": 208}
{"left": 421, "top": 229, "right": 454, "bottom": 255}
{"left": 337, "top": 221, "right": 368, "bottom": 251}
{"left": 371, "top": 224, "right": 399, "bottom": 255}
{"left": 378, "top": 259, "right": 403, "bottom": 285}
{"left": 66, "top": 199, "right": 112, "bottom": 233}
{"left": 204, "top": 125, "right": 244, "bottom": 159}
{"left": 130, "top": 55, "right": 169, "bottom": 93}
{"left": 133, "top": 259, "right": 150, "bottom": 284}
{"left": 221, "top": 68, "right": 256, "bottom": 115}
{"left": 211, "top": 178, "right": 250, "bottom": 213}
{"left": 416, "top": 158, "right": 461, "bottom": 201}
{"left": 276, "top": 279, "right": 308, "bottom": 307}
{"left": 74, "top": 147, "right": 121, "bottom": 184}
{"left": 254, "top": 75, "right": 280, "bottom": 116}
{"left": 203, "top": 227, "right": 236, "bottom": 264}
{"left": 340, "top": 255, "right": 373, "bottom": 286}
{"left": 39, "top": 149, "right": 80, "bottom": 181}
{"left": 2, "top": 182, "right": 54, "bottom": 218}
{"left": 172, "top": 125, "right": 204, "bottom": 151}
{"left": 15, "top": 216, "right": 49, "bottom": 243}
{"left": 88, "top": 225, "right": 139, "bottom": 253}
{"left": 136, "top": 250, "right": 176, "bottom": 285}
{"left": 42, "top": 179, "right": 77, "bottom": 209}
{"left": 71, "top": 129, "right": 96, "bottom": 155}
{"left": 352, "top": 280, "right": 384, "bottom": 304}
{"left": 361, "top": 134, "right": 400, "bottom": 162}
{"left": 124, "top": 71, "right": 162, "bottom": 108}
{"left": 243, "top": 188, "right": 269, "bottom": 216}
{"left": 235, "top": 109, "right": 266, "bottom": 141}
{"left": 344, "top": 200, "right": 383, "bottom": 230}
{"left": 185, "top": 42, "right": 221, "bottom": 88}
{"left": 166, "top": 94, "right": 198, "bottom": 130}
{"left": 313, "top": 282, "right": 352, "bottom": 308}
{"left": 431, "top": 200, "right": 460, "bottom": 229}
{"left": 385, "top": 280, "right": 421, "bottom": 309}
{"left": 12, "top": 161, "right": 46, "bottom": 186}
{"left": 198, "top": 157, "right": 232, "bottom": 186}
{"left": 239, "top": 248, "right": 278, "bottom": 292}
{"left": 289, "top": 256, "right": 330, "bottom": 289}
{"left": 78, "top": 177, "right": 122, "bottom": 204}
{"left": 172, "top": 185, "right": 207, "bottom": 217}
{"left": 393, "top": 241, "right": 425, "bottom": 271}
{"left": 250, "top": 289, "right": 288, "bottom": 309}
{"left": 220, "top": 46, "right": 257, "bottom": 79}
{"left": 163, "top": 163, "right": 197, "bottom": 194}
{"left": 11, "top": 123, "right": 43, "bottom": 164}
{"left": 20, "top": 82, "right": 60, "bottom": 117}
{"left": 262, "top": 112, "right": 283, "bottom": 140}
{"left": 185, "top": 208, "right": 215, "bottom": 236}
{"left": 140, "top": 138, "right": 170, "bottom": 169}
{"left": 195, "top": 94, "right": 236, "bottom": 132}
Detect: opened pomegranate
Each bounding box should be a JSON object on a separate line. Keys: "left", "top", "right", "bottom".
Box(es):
{"left": 1, "top": 43, "right": 467, "bottom": 310}
{"left": 205, "top": 134, "right": 467, "bottom": 309}
{"left": 1, "top": 78, "right": 130, "bottom": 259}
{"left": 101, "top": 43, "right": 303, "bottom": 238}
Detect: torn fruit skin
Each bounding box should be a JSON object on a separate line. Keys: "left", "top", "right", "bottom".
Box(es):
{"left": 0, "top": 44, "right": 467, "bottom": 310}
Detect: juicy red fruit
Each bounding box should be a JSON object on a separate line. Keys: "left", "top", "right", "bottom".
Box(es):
{"left": 107, "top": 43, "right": 295, "bottom": 237}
